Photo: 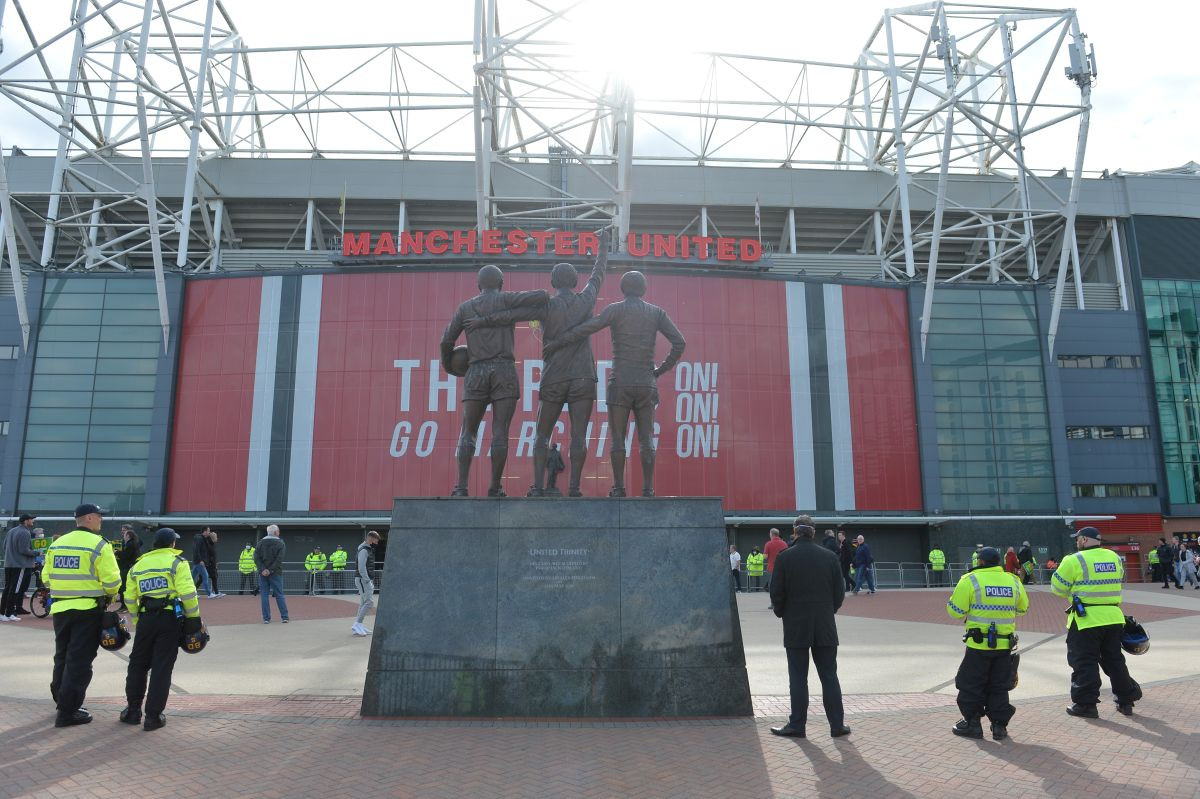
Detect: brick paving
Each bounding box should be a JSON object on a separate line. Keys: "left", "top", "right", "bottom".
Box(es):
{"left": 8, "top": 594, "right": 372, "bottom": 630}
{"left": 837, "top": 587, "right": 1198, "bottom": 634}
{"left": 2, "top": 679, "right": 1198, "bottom": 798}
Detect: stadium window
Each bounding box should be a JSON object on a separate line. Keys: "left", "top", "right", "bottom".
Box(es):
{"left": 1065, "top": 425, "right": 1150, "bottom": 440}
{"left": 1057, "top": 355, "right": 1142, "bottom": 369}
{"left": 0, "top": 346, "right": 18, "bottom": 359}
{"left": 0, "top": 421, "right": 8, "bottom": 435}
{"left": 1071, "top": 483, "right": 1157, "bottom": 498}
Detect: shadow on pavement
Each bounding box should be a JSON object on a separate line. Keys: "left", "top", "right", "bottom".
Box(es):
{"left": 794, "top": 737, "right": 919, "bottom": 799}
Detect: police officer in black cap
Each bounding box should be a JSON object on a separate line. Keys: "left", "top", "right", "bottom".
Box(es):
{"left": 44, "top": 503, "right": 121, "bottom": 727}
{"left": 120, "top": 527, "right": 201, "bottom": 731}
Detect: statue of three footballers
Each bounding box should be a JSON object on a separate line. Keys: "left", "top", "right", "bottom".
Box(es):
{"left": 440, "top": 227, "right": 686, "bottom": 497}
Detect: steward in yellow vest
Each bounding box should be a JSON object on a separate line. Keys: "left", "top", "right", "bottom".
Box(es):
{"left": 945, "top": 547, "right": 1027, "bottom": 740}
{"left": 928, "top": 548, "right": 946, "bottom": 586}
{"left": 744, "top": 547, "right": 763, "bottom": 585}
{"left": 1051, "top": 527, "right": 1142, "bottom": 718}
{"left": 238, "top": 544, "right": 258, "bottom": 595}
{"left": 44, "top": 503, "right": 121, "bottom": 727}
{"left": 121, "top": 528, "right": 201, "bottom": 730}
{"left": 306, "top": 547, "right": 328, "bottom": 595}
{"left": 330, "top": 546, "right": 349, "bottom": 570}
{"left": 1146, "top": 546, "right": 1161, "bottom": 584}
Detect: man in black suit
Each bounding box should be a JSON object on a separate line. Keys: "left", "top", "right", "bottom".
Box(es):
{"left": 769, "top": 517, "right": 850, "bottom": 739}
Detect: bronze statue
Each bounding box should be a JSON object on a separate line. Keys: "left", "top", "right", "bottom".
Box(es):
{"left": 467, "top": 229, "right": 610, "bottom": 497}
{"left": 544, "top": 270, "right": 685, "bottom": 497}
{"left": 440, "top": 265, "right": 549, "bottom": 496}
{"left": 545, "top": 444, "right": 565, "bottom": 496}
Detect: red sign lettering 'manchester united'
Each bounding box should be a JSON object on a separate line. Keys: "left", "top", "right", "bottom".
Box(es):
{"left": 342, "top": 230, "right": 763, "bottom": 264}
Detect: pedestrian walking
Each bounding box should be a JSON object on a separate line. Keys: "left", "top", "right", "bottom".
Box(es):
{"left": 1052, "top": 527, "right": 1142, "bottom": 718}
{"left": 115, "top": 525, "right": 141, "bottom": 612}
{"left": 946, "top": 547, "right": 1027, "bottom": 740}
{"left": 851, "top": 535, "right": 875, "bottom": 594}
{"left": 45, "top": 504, "right": 121, "bottom": 727}
{"left": 1177, "top": 541, "right": 1200, "bottom": 589}
{"left": 821, "top": 528, "right": 839, "bottom": 555}
{"left": 203, "top": 528, "right": 224, "bottom": 597}
{"left": 729, "top": 544, "right": 742, "bottom": 593}
{"left": 1004, "top": 546, "right": 1021, "bottom": 577}
{"left": 1017, "top": 541, "right": 1035, "bottom": 584}
{"left": 191, "top": 530, "right": 214, "bottom": 597}
{"left": 352, "top": 531, "right": 380, "bottom": 636}
{"left": 768, "top": 518, "right": 850, "bottom": 739}
{"left": 762, "top": 528, "right": 787, "bottom": 610}
{"left": 838, "top": 532, "right": 854, "bottom": 591}
{"left": 237, "top": 544, "right": 257, "bottom": 595}
{"left": 1155, "top": 537, "right": 1178, "bottom": 588}
{"left": 255, "top": 525, "right": 289, "bottom": 624}
{"left": 121, "top": 528, "right": 201, "bottom": 731}
{"left": 1, "top": 513, "right": 38, "bottom": 621}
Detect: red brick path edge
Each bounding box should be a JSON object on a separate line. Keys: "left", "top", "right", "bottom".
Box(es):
{"left": 3, "top": 681, "right": 1198, "bottom": 799}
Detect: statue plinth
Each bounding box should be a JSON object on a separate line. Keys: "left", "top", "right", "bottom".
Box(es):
{"left": 362, "top": 496, "right": 752, "bottom": 718}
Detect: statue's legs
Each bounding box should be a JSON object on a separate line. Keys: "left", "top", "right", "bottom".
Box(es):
{"left": 529, "top": 400, "right": 565, "bottom": 496}
{"left": 488, "top": 397, "right": 518, "bottom": 496}
{"left": 608, "top": 404, "right": 631, "bottom": 497}
{"left": 453, "top": 399, "right": 489, "bottom": 496}
{"left": 632, "top": 402, "right": 656, "bottom": 497}
{"left": 565, "top": 398, "right": 593, "bottom": 497}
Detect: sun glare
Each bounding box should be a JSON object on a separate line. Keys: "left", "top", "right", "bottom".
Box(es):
{"left": 563, "top": 0, "right": 704, "bottom": 101}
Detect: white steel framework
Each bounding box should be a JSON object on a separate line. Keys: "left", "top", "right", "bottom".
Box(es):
{"left": 0, "top": 1, "right": 1099, "bottom": 354}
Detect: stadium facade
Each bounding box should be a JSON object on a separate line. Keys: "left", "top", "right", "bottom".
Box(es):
{"left": 0, "top": 1, "right": 1197, "bottom": 566}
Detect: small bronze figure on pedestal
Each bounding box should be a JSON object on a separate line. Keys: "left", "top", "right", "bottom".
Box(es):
{"left": 440, "top": 265, "right": 549, "bottom": 497}
{"left": 544, "top": 444, "right": 565, "bottom": 496}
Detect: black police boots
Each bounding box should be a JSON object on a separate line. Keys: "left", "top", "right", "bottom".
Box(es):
{"left": 990, "top": 722, "right": 1008, "bottom": 741}
{"left": 119, "top": 707, "right": 142, "bottom": 725}
{"left": 1115, "top": 702, "right": 1135, "bottom": 716}
{"left": 1066, "top": 703, "right": 1099, "bottom": 718}
{"left": 952, "top": 718, "right": 983, "bottom": 739}
{"left": 54, "top": 709, "right": 93, "bottom": 728}
{"left": 143, "top": 714, "right": 166, "bottom": 731}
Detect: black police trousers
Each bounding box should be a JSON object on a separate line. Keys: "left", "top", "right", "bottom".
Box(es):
{"left": 1066, "top": 622, "right": 1140, "bottom": 706}
{"left": 955, "top": 647, "right": 1015, "bottom": 725}
{"left": 125, "top": 609, "right": 183, "bottom": 717}
{"left": 50, "top": 607, "right": 105, "bottom": 717}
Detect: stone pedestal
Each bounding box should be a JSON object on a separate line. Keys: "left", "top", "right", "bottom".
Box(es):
{"left": 361, "top": 496, "right": 752, "bottom": 718}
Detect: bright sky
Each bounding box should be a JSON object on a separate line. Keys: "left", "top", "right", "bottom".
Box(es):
{"left": 0, "top": 0, "right": 1197, "bottom": 172}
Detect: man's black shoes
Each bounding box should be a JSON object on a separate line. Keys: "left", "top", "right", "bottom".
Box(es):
{"left": 831, "top": 725, "right": 851, "bottom": 738}
{"left": 991, "top": 723, "right": 1008, "bottom": 741}
{"left": 143, "top": 714, "right": 166, "bottom": 731}
{"left": 770, "top": 724, "right": 805, "bottom": 738}
{"left": 952, "top": 718, "right": 983, "bottom": 739}
{"left": 119, "top": 707, "right": 142, "bottom": 725}
{"left": 1066, "top": 703, "right": 1099, "bottom": 718}
{"left": 55, "top": 709, "right": 92, "bottom": 728}
{"left": 1116, "top": 702, "right": 1134, "bottom": 716}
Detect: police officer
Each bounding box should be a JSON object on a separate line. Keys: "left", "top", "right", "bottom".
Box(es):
{"left": 237, "top": 544, "right": 257, "bottom": 595}
{"left": 969, "top": 543, "right": 983, "bottom": 570}
{"left": 928, "top": 546, "right": 946, "bottom": 587}
{"left": 1051, "top": 526, "right": 1142, "bottom": 717}
{"left": 121, "top": 527, "right": 200, "bottom": 731}
{"left": 946, "top": 546, "right": 1027, "bottom": 740}
{"left": 45, "top": 503, "right": 121, "bottom": 727}
{"left": 1146, "top": 544, "right": 1161, "bottom": 585}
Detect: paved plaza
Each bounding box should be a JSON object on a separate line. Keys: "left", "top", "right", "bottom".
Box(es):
{"left": 2, "top": 585, "right": 1198, "bottom": 798}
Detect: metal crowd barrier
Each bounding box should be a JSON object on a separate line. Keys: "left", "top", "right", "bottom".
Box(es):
{"left": 204, "top": 561, "right": 385, "bottom": 596}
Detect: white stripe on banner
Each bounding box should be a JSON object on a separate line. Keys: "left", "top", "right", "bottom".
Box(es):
{"left": 786, "top": 283, "right": 815, "bottom": 510}
{"left": 246, "top": 276, "right": 282, "bottom": 512}
{"left": 287, "top": 274, "right": 323, "bottom": 511}
{"left": 824, "top": 284, "right": 856, "bottom": 510}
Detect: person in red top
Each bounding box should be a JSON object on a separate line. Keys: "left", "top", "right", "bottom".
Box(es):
{"left": 1004, "top": 546, "right": 1021, "bottom": 576}
{"left": 763, "top": 528, "right": 789, "bottom": 610}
